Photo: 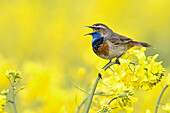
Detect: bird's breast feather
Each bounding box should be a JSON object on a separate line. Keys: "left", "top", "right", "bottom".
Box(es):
{"left": 93, "top": 41, "right": 110, "bottom": 56}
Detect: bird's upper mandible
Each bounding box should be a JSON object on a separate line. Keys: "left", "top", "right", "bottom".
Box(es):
{"left": 85, "top": 23, "right": 113, "bottom": 37}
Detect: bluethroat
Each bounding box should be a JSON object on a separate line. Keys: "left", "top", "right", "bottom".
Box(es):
{"left": 85, "top": 23, "right": 151, "bottom": 69}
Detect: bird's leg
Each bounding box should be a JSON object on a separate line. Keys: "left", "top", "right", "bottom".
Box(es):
{"left": 102, "top": 60, "right": 112, "bottom": 69}
{"left": 115, "top": 54, "right": 123, "bottom": 65}
{"left": 98, "top": 60, "right": 112, "bottom": 79}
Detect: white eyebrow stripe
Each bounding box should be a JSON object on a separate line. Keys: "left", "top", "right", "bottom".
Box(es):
{"left": 98, "top": 26, "right": 105, "bottom": 29}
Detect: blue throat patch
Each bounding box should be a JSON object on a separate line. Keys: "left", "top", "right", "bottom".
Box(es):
{"left": 91, "top": 32, "right": 104, "bottom": 50}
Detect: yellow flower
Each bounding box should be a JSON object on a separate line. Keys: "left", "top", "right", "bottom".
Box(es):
{"left": 128, "top": 96, "right": 138, "bottom": 105}
{"left": 149, "top": 62, "right": 162, "bottom": 74}
{"left": 139, "top": 81, "right": 152, "bottom": 91}
{"left": 147, "top": 54, "right": 159, "bottom": 63}
{"left": 146, "top": 109, "right": 151, "bottom": 113}
{"left": 0, "top": 95, "right": 6, "bottom": 106}
{"left": 0, "top": 89, "right": 9, "bottom": 95}
{"left": 97, "top": 105, "right": 111, "bottom": 113}
{"left": 135, "top": 65, "right": 146, "bottom": 77}
{"left": 92, "top": 47, "right": 165, "bottom": 112}
{"left": 0, "top": 95, "right": 6, "bottom": 113}
{"left": 124, "top": 106, "right": 133, "bottom": 113}
{"left": 122, "top": 52, "right": 130, "bottom": 59}
{"left": 135, "top": 48, "right": 146, "bottom": 62}
{"left": 147, "top": 56, "right": 153, "bottom": 63}
{"left": 128, "top": 48, "right": 139, "bottom": 55}
{"left": 119, "top": 59, "right": 130, "bottom": 69}
{"left": 162, "top": 103, "right": 170, "bottom": 111}
{"left": 153, "top": 54, "right": 159, "bottom": 60}
{"left": 149, "top": 76, "right": 157, "bottom": 83}
{"left": 140, "top": 47, "right": 146, "bottom": 53}
{"left": 114, "top": 64, "right": 126, "bottom": 80}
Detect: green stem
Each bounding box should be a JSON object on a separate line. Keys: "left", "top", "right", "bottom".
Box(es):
{"left": 154, "top": 84, "right": 169, "bottom": 113}
{"left": 12, "top": 85, "right": 18, "bottom": 113}
{"left": 75, "top": 96, "right": 89, "bottom": 113}
{"left": 103, "top": 62, "right": 115, "bottom": 70}
{"left": 82, "top": 61, "right": 114, "bottom": 113}
{"left": 6, "top": 77, "right": 18, "bottom": 113}
{"left": 72, "top": 81, "right": 90, "bottom": 95}
{"left": 84, "top": 73, "right": 101, "bottom": 113}
{"left": 11, "top": 78, "right": 18, "bottom": 113}
{"left": 75, "top": 92, "right": 114, "bottom": 113}
{"left": 107, "top": 93, "right": 127, "bottom": 105}
{"left": 14, "top": 87, "right": 23, "bottom": 96}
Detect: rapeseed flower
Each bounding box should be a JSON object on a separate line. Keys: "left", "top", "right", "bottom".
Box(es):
{"left": 0, "top": 95, "right": 6, "bottom": 113}
{"left": 92, "top": 47, "right": 165, "bottom": 112}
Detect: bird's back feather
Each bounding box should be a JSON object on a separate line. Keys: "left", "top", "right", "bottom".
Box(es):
{"left": 106, "top": 33, "right": 133, "bottom": 45}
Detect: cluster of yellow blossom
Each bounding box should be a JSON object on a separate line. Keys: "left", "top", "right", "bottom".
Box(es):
{"left": 97, "top": 105, "right": 111, "bottom": 113}
{"left": 5, "top": 70, "right": 22, "bottom": 83}
{"left": 93, "top": 48, "right": 165, "bottom": 113}
{"left": 0, "top": 70, "right": 23, "bottom": 113}
{"left": 0, "top": 95, "right": 6, "bottom": 113}
{"left": 96, "top": 83, "right": 137, "bottom": 113}
{"left": 113, "top": 47, "right": 164, "bottom": 91}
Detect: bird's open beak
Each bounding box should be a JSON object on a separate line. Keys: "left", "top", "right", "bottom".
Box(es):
{"left": 84, "top": 25, "right": 95, "bottom": 36}
{"left": 84, "top": 32, "right": 93, "bottom": 36}
{"left": 85, "top": 26, "right": 94, "bottom": 28}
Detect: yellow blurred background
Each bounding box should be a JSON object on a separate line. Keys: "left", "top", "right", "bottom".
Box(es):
{"left": 0, "top": 0, "right": 170, "bottom": 113}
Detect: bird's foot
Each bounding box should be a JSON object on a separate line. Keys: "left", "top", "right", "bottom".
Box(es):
{"left": 98, "top": 73, "right": 102, "bottom": 79}
{"left": 115, "top": 58, "right": 120, "bottom": 65}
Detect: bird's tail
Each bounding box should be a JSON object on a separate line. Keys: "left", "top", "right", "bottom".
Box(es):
{"left": 129, "top": 41, "right": 151, "bottom": 47}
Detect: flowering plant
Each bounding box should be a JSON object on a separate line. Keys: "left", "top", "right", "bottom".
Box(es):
{"left": 76, "top": 48, "right": 169, "bottom": 113}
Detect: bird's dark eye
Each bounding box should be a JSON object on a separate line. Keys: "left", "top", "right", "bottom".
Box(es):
{"left": 96, "top": 27, "right": 100, "bottom": 30}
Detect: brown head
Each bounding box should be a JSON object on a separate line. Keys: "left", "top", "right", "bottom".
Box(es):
{"left": 85, "top": 23, "right": 113, "bottom": 36}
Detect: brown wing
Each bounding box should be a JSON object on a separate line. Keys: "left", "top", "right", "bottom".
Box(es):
{"left": 107, "top": 33, "right": 133, "bottom": 45}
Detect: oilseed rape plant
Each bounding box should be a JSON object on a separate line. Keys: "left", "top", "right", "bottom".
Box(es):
{"left": 0, "top": 70, "right": 24, "bottom": 113}
{"left": 0, "top": 48, "right": 169, "bottom": 113}
{"left": 75, "top": 48, "right": 169, "bottom": 113}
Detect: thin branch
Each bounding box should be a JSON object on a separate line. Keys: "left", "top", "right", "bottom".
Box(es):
{"left": 109, "top": 67, "right": 115, "bottom": 73}
{"left": 75, "top": 96, "right": 89, "bottom": 113}
{"left": 7, "top": 100, "right": 14, "bottom": 103}
{"left": 107, "top": 97, "right": 118, "bottom": 105}
{"left": 75, "top": 92, "right": 114, "bottom": 113}
{"left": 72, "top": 81, "right": 114, "bottom": 96}
{"left": 79, "top": 61, "right": 115, "bottom": 113}
{"left": 72, "top": 81, "right": 90, "bottom": 95}
{"left": 7, "top": 77, "right": 13, "bottom": 87}
{"left": 99, "top": 81, "right": 110, "bottom": 88}
{"left": 12, "top": 81, "right": 18, "bottom": 113}
{"left": 14, "top": 87, "right": 24, "bottom": 97}
{"left": 84, "top": 73, "right": 101, "bottom": 113}
{"left": 94, "top": 92, "right": 114, "bottom": 96}
{"left": 107, "top": 93, "right": 127, "bottom": 105}
{"left": 154, "top": 84, "right": 169, "bottom": 113}
{"left": 103, "top": 62, "right": 115, "bottom": 70}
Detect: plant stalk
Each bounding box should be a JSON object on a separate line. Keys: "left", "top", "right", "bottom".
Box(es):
{"left": 154, "top": 84, "right": 169, "bottom": 113}
{"left": 84, "top": 73, "right": 101, "bottom": 113}
{"left": 12, "top": 82, "right": 18, "bottom": 113}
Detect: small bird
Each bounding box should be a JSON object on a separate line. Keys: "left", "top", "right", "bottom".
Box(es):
{"left": 85, "top": 23, "right": 151, "bottom": 68}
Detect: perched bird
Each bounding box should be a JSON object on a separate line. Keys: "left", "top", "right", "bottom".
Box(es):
{"left": 85, "top": 23, "right": 151, "bottom": 68}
